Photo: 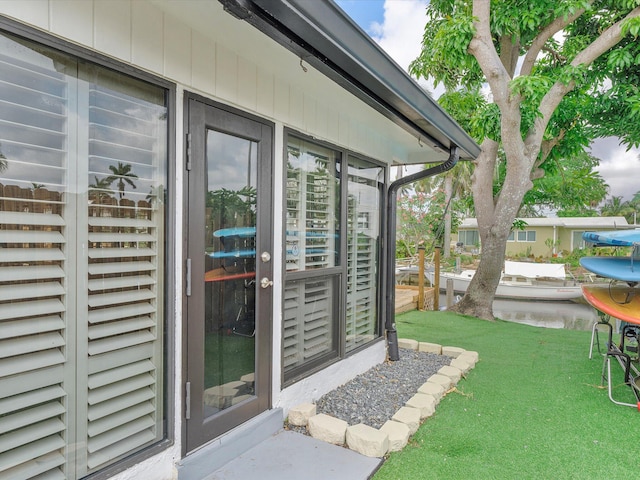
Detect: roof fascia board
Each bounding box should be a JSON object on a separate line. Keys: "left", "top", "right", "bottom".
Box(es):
{"left": 221, "top": 0, "right": 480, "bottom": 161}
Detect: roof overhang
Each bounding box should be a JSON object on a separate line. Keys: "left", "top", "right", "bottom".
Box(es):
{"left": 219, "top": 0, "right": 480, "bottom": 163}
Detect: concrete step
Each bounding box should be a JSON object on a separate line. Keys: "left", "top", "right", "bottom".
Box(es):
{"left": 201, "top": 430, "right": 381, "bottom": 480}
{"left": 178, "top": 408, "right": 283, "bottom": 480}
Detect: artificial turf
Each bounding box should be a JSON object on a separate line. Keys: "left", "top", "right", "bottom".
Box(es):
{"left": 373, "top": 311, "right": 640, "bottom": 480}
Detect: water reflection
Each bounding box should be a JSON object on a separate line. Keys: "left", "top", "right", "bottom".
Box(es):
{"left": 440, "top": 295, "right": 598, "bottom": 331}
{"left": 492, "top": 299, "right": 597, "bottom": 331}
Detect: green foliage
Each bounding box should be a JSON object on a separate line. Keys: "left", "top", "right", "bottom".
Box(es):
{"left": 511, "top": 219, "right": 528, "bottom": 231}
{"left": 522, "top": 151, "right": 608, "bottom": 215}
{"left": 409, "top": 1, "right": 481, "bottom": 90}
{"left": 207, "top": 186, "right": 256, "bottom": 229}
{"left": 396, "top": 189, "right": 462, "bottom": 257}
{"left": 412, "top": 0, "right": 640, "bottom": 174}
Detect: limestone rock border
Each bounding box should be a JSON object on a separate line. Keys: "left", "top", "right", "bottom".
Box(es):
{"left": 287, "top": 340, "right": 479, "bottom": 458}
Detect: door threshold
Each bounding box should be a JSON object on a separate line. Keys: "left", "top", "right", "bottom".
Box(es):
{"left": 178, "top": 408, "right": 283, "bottom": 480}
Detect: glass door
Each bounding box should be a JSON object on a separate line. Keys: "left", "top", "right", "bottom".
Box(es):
{"left": 185, "top": 97, "right": 273, "bottom": 453}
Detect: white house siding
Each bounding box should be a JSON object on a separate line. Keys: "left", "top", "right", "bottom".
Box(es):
{"left": 0, "top": 1, "right": 416, "bottom": 478}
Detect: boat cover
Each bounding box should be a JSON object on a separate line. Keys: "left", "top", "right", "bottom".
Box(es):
{"left": 503, "top": 260, "right": 566, "bottom": 279}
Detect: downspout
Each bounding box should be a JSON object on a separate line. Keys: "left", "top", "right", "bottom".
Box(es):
{"left": 385, "top": 146, "right": 460, "bottom": 361}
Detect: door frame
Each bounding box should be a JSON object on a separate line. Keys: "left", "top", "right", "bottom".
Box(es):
{"left": 182, "top": 92, "right": 274, "bottom": 454}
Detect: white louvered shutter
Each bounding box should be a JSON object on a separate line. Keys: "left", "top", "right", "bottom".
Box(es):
{"left": 0, "top": 46, "right": 71, "bottom": 480}
{"left": 345, "top": 161, "right": 382, "bottom": 352}
{"left": 0, "top": 35, "right": 166, "bottom": 479}
{"left": 80, "top": 79, "right": 165, "bottom": 474}
{"left": 283, "top": 140, "right": 338, "bottom": 374}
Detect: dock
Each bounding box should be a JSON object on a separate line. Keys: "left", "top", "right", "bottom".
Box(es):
{"left": 395, "top": 285, "right": 435, "bottom": 313}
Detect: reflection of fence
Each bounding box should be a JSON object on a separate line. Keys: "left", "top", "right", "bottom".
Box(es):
{"left": 0, "top": 183, "right": 153, "bottom": 249}
{"left": 0, "top": 184, "right": 62, "bottom": 214}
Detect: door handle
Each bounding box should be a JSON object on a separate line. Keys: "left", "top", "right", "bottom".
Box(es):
{"left": 260, "top": 277, "right": 273, "bottom": 289}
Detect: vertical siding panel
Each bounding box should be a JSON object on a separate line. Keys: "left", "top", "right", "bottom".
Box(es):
{"left": 0, "top": 0, "right": 49, "bottom": 29}
{"left": 163, "top": 15, "right": 191, "bottom": 85}
{"left": 191, "top": 30, "right": 216, "bottom": 96}
{"left": 303, "top": 94, "right": 316, "bottom": 134}
{"left": 237, "top": 55, "right": 257, "bottom": 111}
{"left": 131, "top": 0, "right": 164, "bottom": 74}
{"left": 315, "top": 102, "right": 328, "bottom": 141}
{"left": 288, "top": 85, "right": 303, "bottom": 130}
{"left": 326, "top": 105, "right": 340, "bottom": 145}
{"left": 255, "top": 66, "right": 274, "bottom": 118}
{"left": 216, "top": 43, "right": 237, "bottom": 105}
{"left": 94, "top": 0, "right": 132, "bottom": 62}
{"left": 273, "top": 78, "right": 289, "bottom": 122}
{"left": 338, "top": 112, "right": 349, "bottom": 148}
{"left": 51, "top": 0, "right": 93, "bottom": 47}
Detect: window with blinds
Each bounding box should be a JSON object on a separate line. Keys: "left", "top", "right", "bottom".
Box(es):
{"left": 284, "top": 138, "right": 340, "bottom": 378}
{"left": 0, "top": 32, "right": 167, "bottom": 479}
{"left": 345, "top": 158, "right": 383, "bottom": 352}
{"left": 283, "top": 135, "right": 383, "bottom": 382}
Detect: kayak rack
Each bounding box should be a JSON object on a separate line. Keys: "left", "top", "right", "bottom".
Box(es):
{"left": 591, "top": 318, "right": 640, "bottom": 410}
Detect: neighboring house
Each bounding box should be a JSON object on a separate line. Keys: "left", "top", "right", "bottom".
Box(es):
{"left": 457, "top": 217, "right": 631, "bottom": 258}
{"left": 0, "top": 1, "right": 480, "bottom": 479}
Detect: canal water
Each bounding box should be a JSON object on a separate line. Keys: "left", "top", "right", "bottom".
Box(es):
{"left": 439, "top": 294, "right": 598, "bottom": 331}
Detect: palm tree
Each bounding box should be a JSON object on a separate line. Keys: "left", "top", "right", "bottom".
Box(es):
{"left": 600, "top": 195, "right": 634, "bottom": 223}
{"left": 106, "top": 162, "right": 138, "bottom": 199}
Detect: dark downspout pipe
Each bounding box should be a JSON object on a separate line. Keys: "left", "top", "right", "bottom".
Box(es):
{"left": 385, "top": 146, "right": 460, "bottom": 361}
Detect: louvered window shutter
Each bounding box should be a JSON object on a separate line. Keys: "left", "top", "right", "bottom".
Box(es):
{"left": 345, "top": 160, "right": 383, "bottom": 352}
{"left": 80, "top": 74, "right": 165, "bottom": 475}
{"left": 0, "top": 45, "right": 72, "bottom": 480}
{"left": 0, "top": 34, "right": 166, "bottom": 479}
{"left": 283, "top": 139, "right": 339, "bottom": 376}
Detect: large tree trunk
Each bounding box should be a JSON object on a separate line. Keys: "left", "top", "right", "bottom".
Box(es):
{"left": 449, "top": 228, "right": 508, "bottom": 320}
{"left": 450, "top": 140, "right": 530, "bottom": 320}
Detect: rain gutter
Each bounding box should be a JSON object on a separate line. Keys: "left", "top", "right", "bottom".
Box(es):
{"left": 385, "top": 146, "right": 460, "bottom": 361}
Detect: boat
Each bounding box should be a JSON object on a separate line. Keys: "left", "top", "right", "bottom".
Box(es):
{"left": 423, "top": 260, "right": 583, "bottom": 301}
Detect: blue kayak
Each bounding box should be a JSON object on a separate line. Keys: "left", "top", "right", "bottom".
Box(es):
{"left": 213, "top": 227, "right": 256, "bottom": 238}
{"left": 582, "top": 229, "right": 640, "bottom": 247}
{"left": 580, "top": 256, "right": 640, "bottom": 283}
{"left": 209, "top": 249, "right": 256, "bottom": 259}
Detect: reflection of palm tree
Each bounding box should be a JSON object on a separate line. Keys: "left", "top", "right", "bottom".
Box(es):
{"left": 146, "top": 185, "right": 165, "bottom": 206}
{"left": 88, "top": 175, "right": 115, "bottom": 203}
{"left": 0, "top": 146, "right": 7, "bottom": 173}
{"left": 106, "top": 162, "right": 138, "bottom": 199}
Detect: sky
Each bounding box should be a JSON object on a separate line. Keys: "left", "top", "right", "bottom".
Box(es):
{"left": 335, "top": 0, "right": 640, "bottom": 202}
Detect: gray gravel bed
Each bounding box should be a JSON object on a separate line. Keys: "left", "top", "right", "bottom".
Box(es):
{"left": 309, "top": 350, "right": 451, "bottom": 430}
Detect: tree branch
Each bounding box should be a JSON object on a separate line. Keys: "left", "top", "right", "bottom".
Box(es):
{"left": 469, "top": 0, "right": 511, "bottom": 107}
{"left": 520, "top": 7, "right": 586, "bottom": 76}
{"left": 500, "top": 34, "right": 520, "bottom": 78}
{"left": 471, "top": 138, "right": 499, "bottom": 236}
{"left": 532, "top": 7, "right": 640, "bottom": 151}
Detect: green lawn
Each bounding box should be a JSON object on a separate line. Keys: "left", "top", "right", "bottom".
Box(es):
{"left": 374, "top": 311, "right": 639, "bottom": 480}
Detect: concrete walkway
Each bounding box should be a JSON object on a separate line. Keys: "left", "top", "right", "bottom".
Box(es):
{"left": 202, "top": 430, "right": 382, "bottom": 480}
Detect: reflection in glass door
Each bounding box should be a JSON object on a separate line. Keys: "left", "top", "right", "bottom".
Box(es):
{"left": 186, "top": 97, "right": 272, "bottom": 452}
{"left": 203, "top": 131, "right": 257, "bottom": 417}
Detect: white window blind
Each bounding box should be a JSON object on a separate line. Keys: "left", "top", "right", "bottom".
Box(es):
{"left": 82, "top": 74, "right": 165, "bottom": 474}
{"left": 284, "top": 138, "right": 339, "bottom": 377}
{"left": 282, "top": 277, "right": 335, "bottom": 370}
{"left": 345, "top": 159, "right": 382, "bottom": 352}
{"left": 0, "top": 33, "right": 166, "bottom": 480}
{"left": 285, "top": 142, "right": 338, "bottom": 272}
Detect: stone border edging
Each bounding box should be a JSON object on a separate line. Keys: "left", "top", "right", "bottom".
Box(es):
{"left": 287, "top": 339, "right": 479, "bottom": 458}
